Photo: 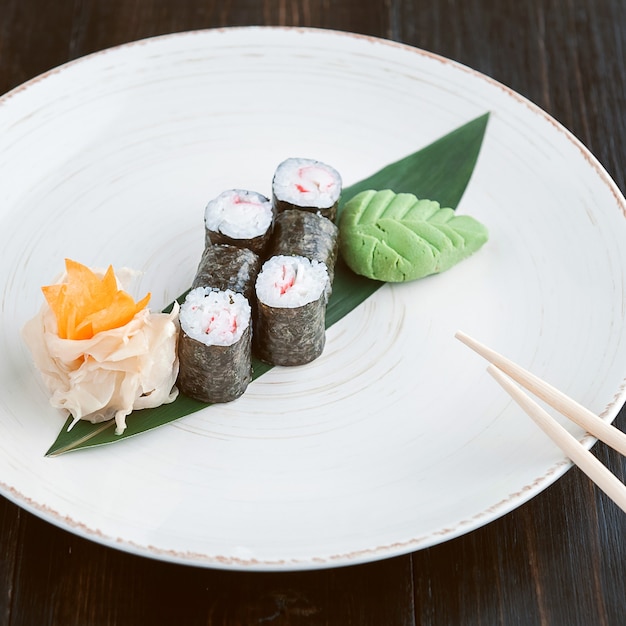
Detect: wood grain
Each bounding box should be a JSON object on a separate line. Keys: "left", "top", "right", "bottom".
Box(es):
{"left": 0, "top": 0, "right": 625, "bottom": 624}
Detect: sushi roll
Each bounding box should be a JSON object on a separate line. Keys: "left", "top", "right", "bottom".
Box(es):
{"left": 254, "top": 255, "right": 329, "bottom": 366}
{"left": 191, "top": 243, "right": 261, "bottom": 306}
{"left": 272, "top": 158, "right": 342, "bottom": 222}
{"left": 177, "top": 287, "right": 252, "bottom": 403}
{"left": 269, "top": 209, "right": 339, "bottom": 294}
{"left": 204, "top": 189, "right": 275, "bottom": 255}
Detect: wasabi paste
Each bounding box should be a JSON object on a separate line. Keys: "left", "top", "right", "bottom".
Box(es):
{"left": 339, "top": 189, "right": 488, "bottom": 282}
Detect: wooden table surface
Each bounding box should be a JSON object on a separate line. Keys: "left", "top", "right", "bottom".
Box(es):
{"left": 1, "top": 1, "right": 625, "bottom": 624}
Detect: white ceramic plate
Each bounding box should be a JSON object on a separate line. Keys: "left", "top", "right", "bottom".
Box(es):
{"left": 1, "top": 27, "right": 625, "bottom": 571}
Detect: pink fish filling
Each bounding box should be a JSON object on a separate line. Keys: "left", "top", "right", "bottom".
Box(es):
{"left": 276, "top": 264, "right": 297, "bottom": 295}
{"left": 294, "top": 165, "right": 337, "bottom": 195}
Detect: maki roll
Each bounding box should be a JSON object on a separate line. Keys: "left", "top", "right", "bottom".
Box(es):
{"left": 177, "top": 288, "right": 252, "bottom": 403}
{"left": 272, "top": 158, "right": 342, "bottom": 222}
{"left": 191, "top": 243, "right": 261, "bottom": 306}
{"left": 204, "top": 189, "right": 275, "bottom": 255}
{"left": 269, "top": 209, "right": 339, "bottom": 293}
{"left": 254, "top": 255, "right": 329, "bottom": 366}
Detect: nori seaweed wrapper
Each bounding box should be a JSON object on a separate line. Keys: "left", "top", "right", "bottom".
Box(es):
{"left": 269, "top": 210, "right": 339, "bottom": 291}
{"left": 192, "top": 244, "right": 261, "bottom": 306}
{"left": 253, "top": 298, "right": 326, "bottom": 366}
{"left": 177, "top": 324, "right": 252, "bottom": 403}
{"left": 272, "top": 195, "right": 338, "bottom": 223}
{"left": 204, "top": 223, "right": 274, "bottom": 257}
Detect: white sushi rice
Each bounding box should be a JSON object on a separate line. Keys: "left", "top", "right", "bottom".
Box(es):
{"left": 180, "top": 287, "right": 251, "bottom": 347}
{"left": 272, "top": 158, "right": 342, "bottom": 209}
{"left": 204, "top": 189, "right": 273, "bottom": 239}
{"left": 256, "top": 255, "right": 329, "bottom": 308}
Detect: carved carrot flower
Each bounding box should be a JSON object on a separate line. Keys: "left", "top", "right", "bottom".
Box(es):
{"left": 41, "top": 259, "right": 152, "bottom": 340}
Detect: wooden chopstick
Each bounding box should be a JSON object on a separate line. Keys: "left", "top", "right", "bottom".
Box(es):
{"left": 487, "top": 365, "right": 626, "bottom": 514}
{"left": 455, "top": 330, "right": 626, "bottom": 513}
{"left": 455, "top": 330, "right": 626, "bottom": 456}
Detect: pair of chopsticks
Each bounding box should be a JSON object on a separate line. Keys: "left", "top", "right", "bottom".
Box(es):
{"left": 456, "top": 330, "right": 626, "bottom": 513}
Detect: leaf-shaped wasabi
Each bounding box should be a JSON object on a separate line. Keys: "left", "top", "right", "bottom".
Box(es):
{"left": 339, "top": 189, "right": 488, "bottom": 282}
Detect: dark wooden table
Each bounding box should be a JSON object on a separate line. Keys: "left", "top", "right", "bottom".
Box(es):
{"left": 1, "top": 1, "right": 625, "bottom": 624}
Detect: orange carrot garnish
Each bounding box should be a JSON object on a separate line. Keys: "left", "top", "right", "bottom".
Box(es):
{"left": 41, "top": 259, "right": 150, "bottom": 340}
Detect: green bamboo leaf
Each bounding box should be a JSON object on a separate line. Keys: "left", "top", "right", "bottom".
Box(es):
{"left": 337, "top": 112, "right": 490, "bottom": 214}
{"left": 339, "top": 190, "right": 489, "bottom": 282}
{"left": 45, "top": 112, "right": 490, "bottom": 456}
